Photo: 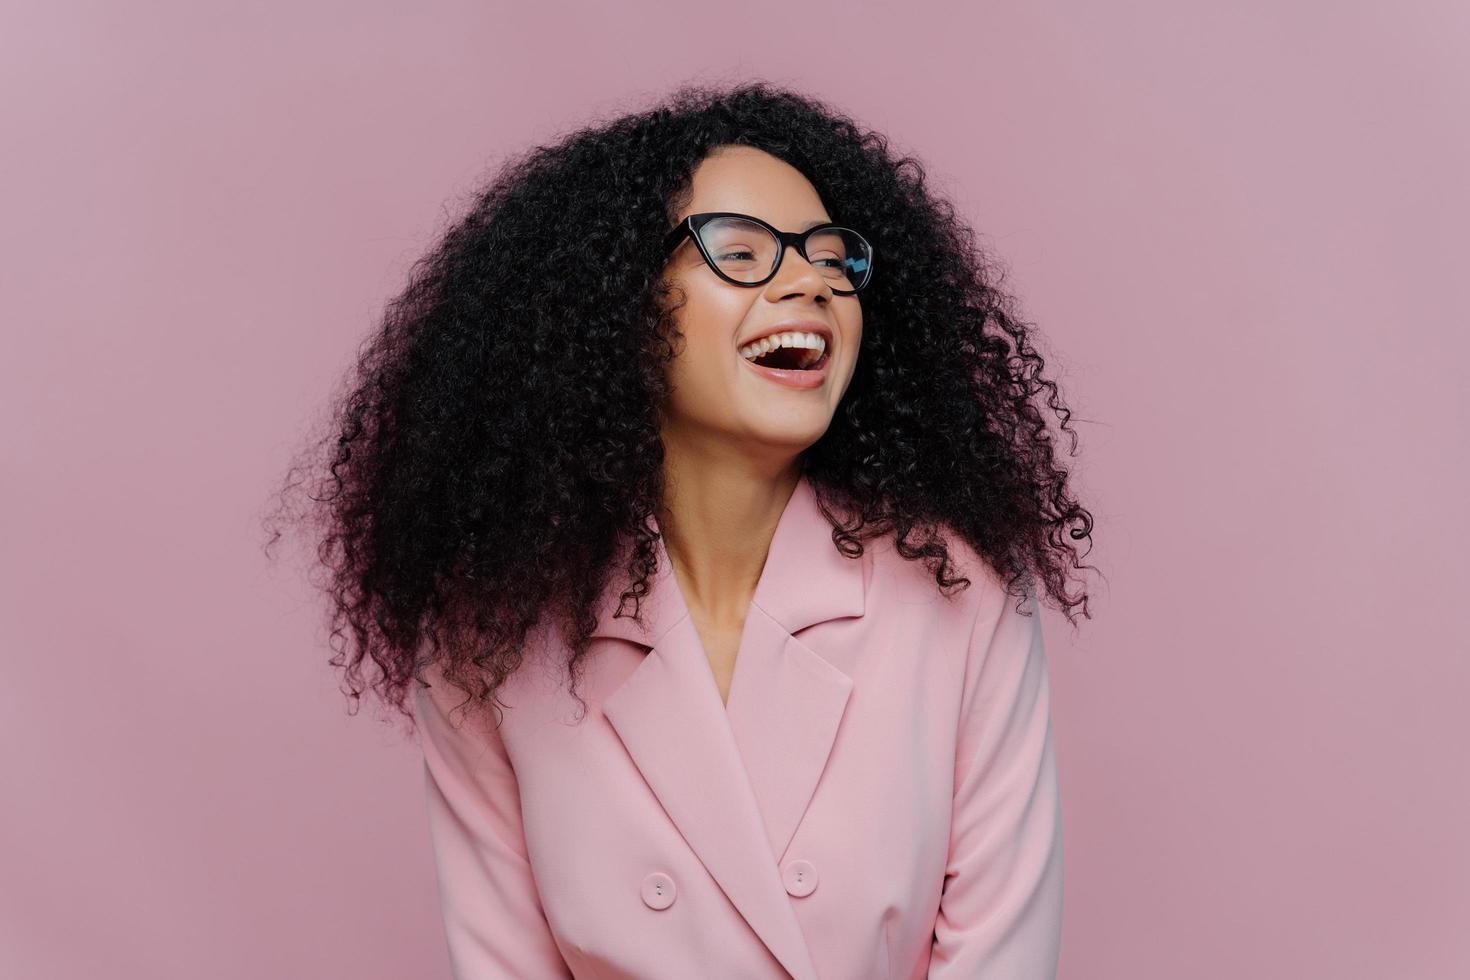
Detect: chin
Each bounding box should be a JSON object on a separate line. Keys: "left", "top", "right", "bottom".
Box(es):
{"left": 742, "top": 415, "right": 833, "bottom": 449}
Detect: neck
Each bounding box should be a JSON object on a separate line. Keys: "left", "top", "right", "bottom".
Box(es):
{"left": 655, "top": 454, "right": 802, "bottom": 627}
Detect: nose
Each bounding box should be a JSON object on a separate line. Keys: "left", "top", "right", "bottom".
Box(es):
{"left": 765, "top": 242, "right": 832, "bottom": 299}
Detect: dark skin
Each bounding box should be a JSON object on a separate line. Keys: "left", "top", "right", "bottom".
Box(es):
{"left": 656, "top": 145, "right": 864, "bottom": 704}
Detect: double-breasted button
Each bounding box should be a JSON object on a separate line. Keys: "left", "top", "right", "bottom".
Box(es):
{"left": 782, "top": 859, "right": 818, "bottom": 897}
{"left": 641, "top": 871, "right": 676, "bottom": 910}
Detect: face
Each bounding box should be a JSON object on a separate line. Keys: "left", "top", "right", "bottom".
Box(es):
{"left": 657, "top": 145, "right": 864, "bottom": 466}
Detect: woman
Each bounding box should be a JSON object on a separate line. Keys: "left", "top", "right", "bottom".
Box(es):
{"left": 267, "top": 81, "right": 1095, "bottom": 979}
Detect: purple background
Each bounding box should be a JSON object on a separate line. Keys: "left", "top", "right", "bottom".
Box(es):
{"left": 3, "top": 1, "right": 1466, "bottom": 977}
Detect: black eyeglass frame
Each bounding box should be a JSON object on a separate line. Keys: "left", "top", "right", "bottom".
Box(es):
{"left": 662, "top": 211, "right": 874, "bottom": 295}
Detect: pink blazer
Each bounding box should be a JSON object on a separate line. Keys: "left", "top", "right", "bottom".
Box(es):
{"left": 413, "top": 473, "right": 1064, "bottom": 979}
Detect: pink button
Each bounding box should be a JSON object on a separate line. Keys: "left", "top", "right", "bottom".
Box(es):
{"left": 782, "top": 859, "right": 818, "bottom": 897}
{"left": 641, "top": 871, "right": 676, "bottom": 910}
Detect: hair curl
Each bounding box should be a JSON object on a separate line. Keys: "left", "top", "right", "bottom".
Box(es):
{"left": 262, "top": 80, "right": 1099, "bottom": 730}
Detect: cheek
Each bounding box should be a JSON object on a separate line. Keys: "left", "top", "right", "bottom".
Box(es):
{"left": 671, "top": 288, "right": 747, "bottom": 362}
{"left": 841, "top": 312, "right": 863, "bottom": 367}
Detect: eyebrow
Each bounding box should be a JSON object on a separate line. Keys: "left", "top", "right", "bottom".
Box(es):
{"left": 673, "top": 214, "right": 831, "bottom": 232}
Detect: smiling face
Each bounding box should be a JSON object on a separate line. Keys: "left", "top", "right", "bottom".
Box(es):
{"left": 657, "top": 145, "right": 864, "bottom": 468}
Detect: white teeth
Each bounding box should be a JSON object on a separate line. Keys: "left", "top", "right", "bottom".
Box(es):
{"left": 739, "top": 331, "right": 827, "bottom": 366}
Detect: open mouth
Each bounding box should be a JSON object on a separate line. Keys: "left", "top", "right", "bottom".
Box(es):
{"left": 746, "top": 345, "right": 830, "bottom": 372}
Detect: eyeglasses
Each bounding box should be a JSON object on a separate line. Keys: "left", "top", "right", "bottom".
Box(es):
{"left": 663, "top": 211, "right": 874, "bottom": 295}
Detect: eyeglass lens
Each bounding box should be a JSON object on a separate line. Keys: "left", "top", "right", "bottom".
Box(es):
{"left": 698, "top": 217, "right": 871, "bottom": 291}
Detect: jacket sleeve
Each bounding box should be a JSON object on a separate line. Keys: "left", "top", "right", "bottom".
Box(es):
{"left": 412, "top": 675, "right": 574, "bottom": 979}
{"left": 929, "top": 587, "right": 1065, "bottom": 979}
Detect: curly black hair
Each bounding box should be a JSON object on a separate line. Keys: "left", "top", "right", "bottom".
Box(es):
{"left": 261, "top": 80, "right": 1098, "bottom": 730}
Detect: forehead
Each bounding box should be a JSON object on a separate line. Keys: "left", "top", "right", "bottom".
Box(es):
{"left": 676, "top": 146, "right": 831, "bottom": 229}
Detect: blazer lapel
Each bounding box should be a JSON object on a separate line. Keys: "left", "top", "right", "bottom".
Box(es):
{"left": 595, "top": 473, "right": 867, "bottom": 980}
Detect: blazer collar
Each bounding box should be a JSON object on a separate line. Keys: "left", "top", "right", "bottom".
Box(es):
{"left": 592, "top": 471, "right": 867, "bottom": 980}
{"left": 589, "top": 470, "right": 866, "bottom": 645}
